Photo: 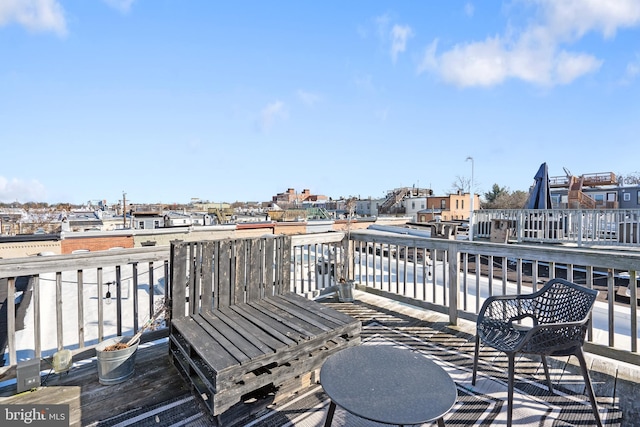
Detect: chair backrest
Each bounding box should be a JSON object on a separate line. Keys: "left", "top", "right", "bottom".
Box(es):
{"left": 170, "top": 235, "right": 291, "bottom": 319}
{"left": 531, "top": 278, "right": 597, "bottom": 324}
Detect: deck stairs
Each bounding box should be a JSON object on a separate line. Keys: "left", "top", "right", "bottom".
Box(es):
{"left": 568, "top": 176, "right": 597, "bottom": 209}
{"left": 379, "top": 188, "right": 410, "bottom": 213}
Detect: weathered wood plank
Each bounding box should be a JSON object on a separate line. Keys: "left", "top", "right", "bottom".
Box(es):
{"left": 201, "top": 241, "right": 215, "bottom": 311}
{"left": 246, "top": 239, "right": 262, "bottom": 302}
{"left": 197, "top": 312, "right": 265, "bottom": 361}
{"left": 259, "top": 297, "right": 339, "bottom": 332}
{"left": 170, "top": 243, "right": 187, "bottom": 319}
{"left": 217, "top": 240, "right": 233, "bottom": 308}
{"left": 235, "top": 239, "right": 247, "bottom": 304}
{"left": 172, "top": 317, "right": 238, "bottom": 371}
{"left": 280, "top": 292, "right": 357, "bottom": 325}
{"left": 229, "top": 303, "right": 301, "bottom": 344}
{"left": 213, "top": 308, "right": 276, "bottom": 353}
{"left": 252, "top": 299, "right": 325, "bottom": 337}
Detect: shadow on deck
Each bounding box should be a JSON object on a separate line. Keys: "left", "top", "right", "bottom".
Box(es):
{"left": 1, "top": 290, "right": 639, "bottom": 426}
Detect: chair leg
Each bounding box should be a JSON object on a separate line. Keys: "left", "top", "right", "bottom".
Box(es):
{"left": 507, "top": 353, "right": 515, "bottom": 427}
{"left": 472, "top": 334, "right": 480, "bottom": 385}
{"left": 574, "top": 348, "right": 603, "bottom": 427}
{"left": 540, "top": 355, "right": 554, "bottom": 392}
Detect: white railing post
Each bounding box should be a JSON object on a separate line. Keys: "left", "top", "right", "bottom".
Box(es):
{"left": 448, "top": 243, "right": 459, "bottom": 326}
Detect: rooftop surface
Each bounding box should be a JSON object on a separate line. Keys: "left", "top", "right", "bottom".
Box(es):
{"left": 1, "top": 290, "right": 638, "bottom": 426}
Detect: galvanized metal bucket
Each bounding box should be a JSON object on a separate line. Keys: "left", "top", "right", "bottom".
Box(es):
{"left": 95, "top": 336, "right": 139, "bottom": 385}
{"left": 337, "top": 280, "right": 354, "bottom": 302}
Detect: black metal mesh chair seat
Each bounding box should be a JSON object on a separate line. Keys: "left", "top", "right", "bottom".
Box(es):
{"left": 472, "top": 278, "right": 602, "bottom": 427}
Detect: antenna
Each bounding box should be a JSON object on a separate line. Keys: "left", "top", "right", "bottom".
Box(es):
{"left": 122, "top": 191, "right": 127, "bottom": 227}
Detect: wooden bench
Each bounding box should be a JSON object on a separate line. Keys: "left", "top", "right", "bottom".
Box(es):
{"left": 168, "top": 236, "right": 361, "bottom": 424}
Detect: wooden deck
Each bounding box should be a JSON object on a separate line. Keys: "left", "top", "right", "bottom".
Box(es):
{"left": 2, "top": 290, "right": 640, "bottom": 425}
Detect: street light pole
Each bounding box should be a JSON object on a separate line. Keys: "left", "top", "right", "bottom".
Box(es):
{"left": 466, "top": 157, "right": 474, "bottom": 241}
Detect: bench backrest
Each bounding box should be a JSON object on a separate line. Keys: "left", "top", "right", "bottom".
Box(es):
{"left": 170, "top": 235, "right": 291, "bottom": 319}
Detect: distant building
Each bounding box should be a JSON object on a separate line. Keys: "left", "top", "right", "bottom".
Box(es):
{"left": 374, "top": 187, "right": 477, "bottom": 222}
{"left": 417, "top": 192, "right": 480, "bottom": 223}
{"left": 548, "top": 171, "right": 640, "bottom": 209}
{"left": 356, "top": 198, "right": 384, "bottom": 217}
{"left": 272, "top": 188, "right": 328, "bottom": 205}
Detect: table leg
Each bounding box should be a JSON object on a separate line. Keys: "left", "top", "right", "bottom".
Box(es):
{"left": 437, "top": 417, "right": 446, "bottom": 427}
{"left": 324, "top": 401, "right": 336, "bottom": 427}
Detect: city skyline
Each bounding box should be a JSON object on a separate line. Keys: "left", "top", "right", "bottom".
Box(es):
{"left": 1, "top": 1, "right": 639, "bottom": 205}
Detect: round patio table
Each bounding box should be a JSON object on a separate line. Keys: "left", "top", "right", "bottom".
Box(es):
{"left": 320, "top": 345, "right": 457, "bottom": 427}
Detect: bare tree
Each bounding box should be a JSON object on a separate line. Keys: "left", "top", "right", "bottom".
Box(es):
{"left": 450, "top": 175, "right": 470, "bottom": 194}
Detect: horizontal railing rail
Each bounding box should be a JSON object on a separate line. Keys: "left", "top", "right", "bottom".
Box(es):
{"left": 475, "top": 209, "right": 640, "bottom": 247}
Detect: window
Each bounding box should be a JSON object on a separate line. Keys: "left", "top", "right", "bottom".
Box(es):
{"left": 637, "top": 191, "right": 640, "bottom": 205}
{"left": 138, "top": 221, "right": 145, "bottom": 229}
{"left": 412, "top": 201, "right": 415, "bottom": 209}
{"left": 461, "top": 200, "right": 464, "bottom": 210}
{"left": 154, "top": 220, "right": 160, "bottom": 228}
{"left": 440, "top": 200, "right": 446, "bottom": 209}
{"left": 624, "top": 192, "right": 631, "bottom": 202}
{"left": 456, "top": 200, "right": 459, "bottom": 209}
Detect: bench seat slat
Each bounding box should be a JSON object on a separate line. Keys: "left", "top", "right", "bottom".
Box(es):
{"left": 214, "top": 308, "right": 278, "bottom": 354}
{"left": 197, "top": 311, "right": 266, "bottom": 361}
{"left": 255, "top": 297, "right": 340, "bottom": 337}
{"left": 259, "top": 297, "right": 340, "bottom": 333}
{"left": 192, "top": 314, "right": 251, "bottom": 365}
{"left": 172, "top": 317, "right": 238, "bottom": 371}
{"left": 248, "top": 299, "right": 323, "bottom": 338}
{"left": 229, "top": 303, "right": 299, "bottom": 346}
{"left": 239, "top": 302, "right": 316, "bottom": 343}
{"left": 281, "top": 292, "right": 357, "bottom": 325}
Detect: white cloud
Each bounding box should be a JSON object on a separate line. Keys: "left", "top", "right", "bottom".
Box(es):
{"left": 354, "top": 73, "right": 375, "bottom": 92}
{"left": 297, "top": 90, "right": 321, "bottom": 107}
{"left": 437, "top": 37, "right": 509, "bottom": 87}
{"left": 390, "top": 24, "right": 414, "bottom": 63}
{"left": 0, "top": 0, "right": 66, "bottom": 36}
{"left": 554, "top": 50, "right": 604, "bottom": 84}
{"left": 621, "top": 54, "right": 640, "bottom": 84}
{"left": 464, "top": 2, "right": 475, "bottom": 18}
{"left": 102, "top": 0, "right": 136, "bottom": 14}
{"left": 540, "top": 0, "right": 640, "bottom": 40}
{"left": 374, "top": 13, "right": 391, "bottom": 39}
{"left": 0, "top": 176, "right": 47, "bottom": 203}
{"left": 417, "top": 39, "right": 440, "bottom": 75}
{"left": 374, "top": 14, "right": 413, "bottom": 63}
{"left": 419, "top": 0, "right": 638, "bottom": 87}
{"left": 258, "top": 101, "right": 288, "bottom": 133}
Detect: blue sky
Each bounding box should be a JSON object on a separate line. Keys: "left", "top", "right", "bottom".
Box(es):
{"left": 1, "top": 1, "right": 639, "bottom": 205}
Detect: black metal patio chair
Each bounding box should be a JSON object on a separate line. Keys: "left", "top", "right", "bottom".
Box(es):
{"left": 472, "top": 278, "right": 602, "bottom": 427}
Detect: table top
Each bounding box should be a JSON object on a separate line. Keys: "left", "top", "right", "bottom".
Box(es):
{"left": 320, "top": 345, "right": 457, "bottom": 425}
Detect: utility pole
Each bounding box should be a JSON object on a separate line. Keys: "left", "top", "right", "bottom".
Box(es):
{"left": 122, "top": 191, "right": 127, "bottom": 228}
{"left": 465, "top": 157, "right": 474, "bottom": 241}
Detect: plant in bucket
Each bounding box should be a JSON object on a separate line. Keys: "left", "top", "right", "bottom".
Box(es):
{"left": 337, "top": 197, "right": 357, "bottom": 302}
{"left": 96, "top": 298, "right": 167, "bottom": 385}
